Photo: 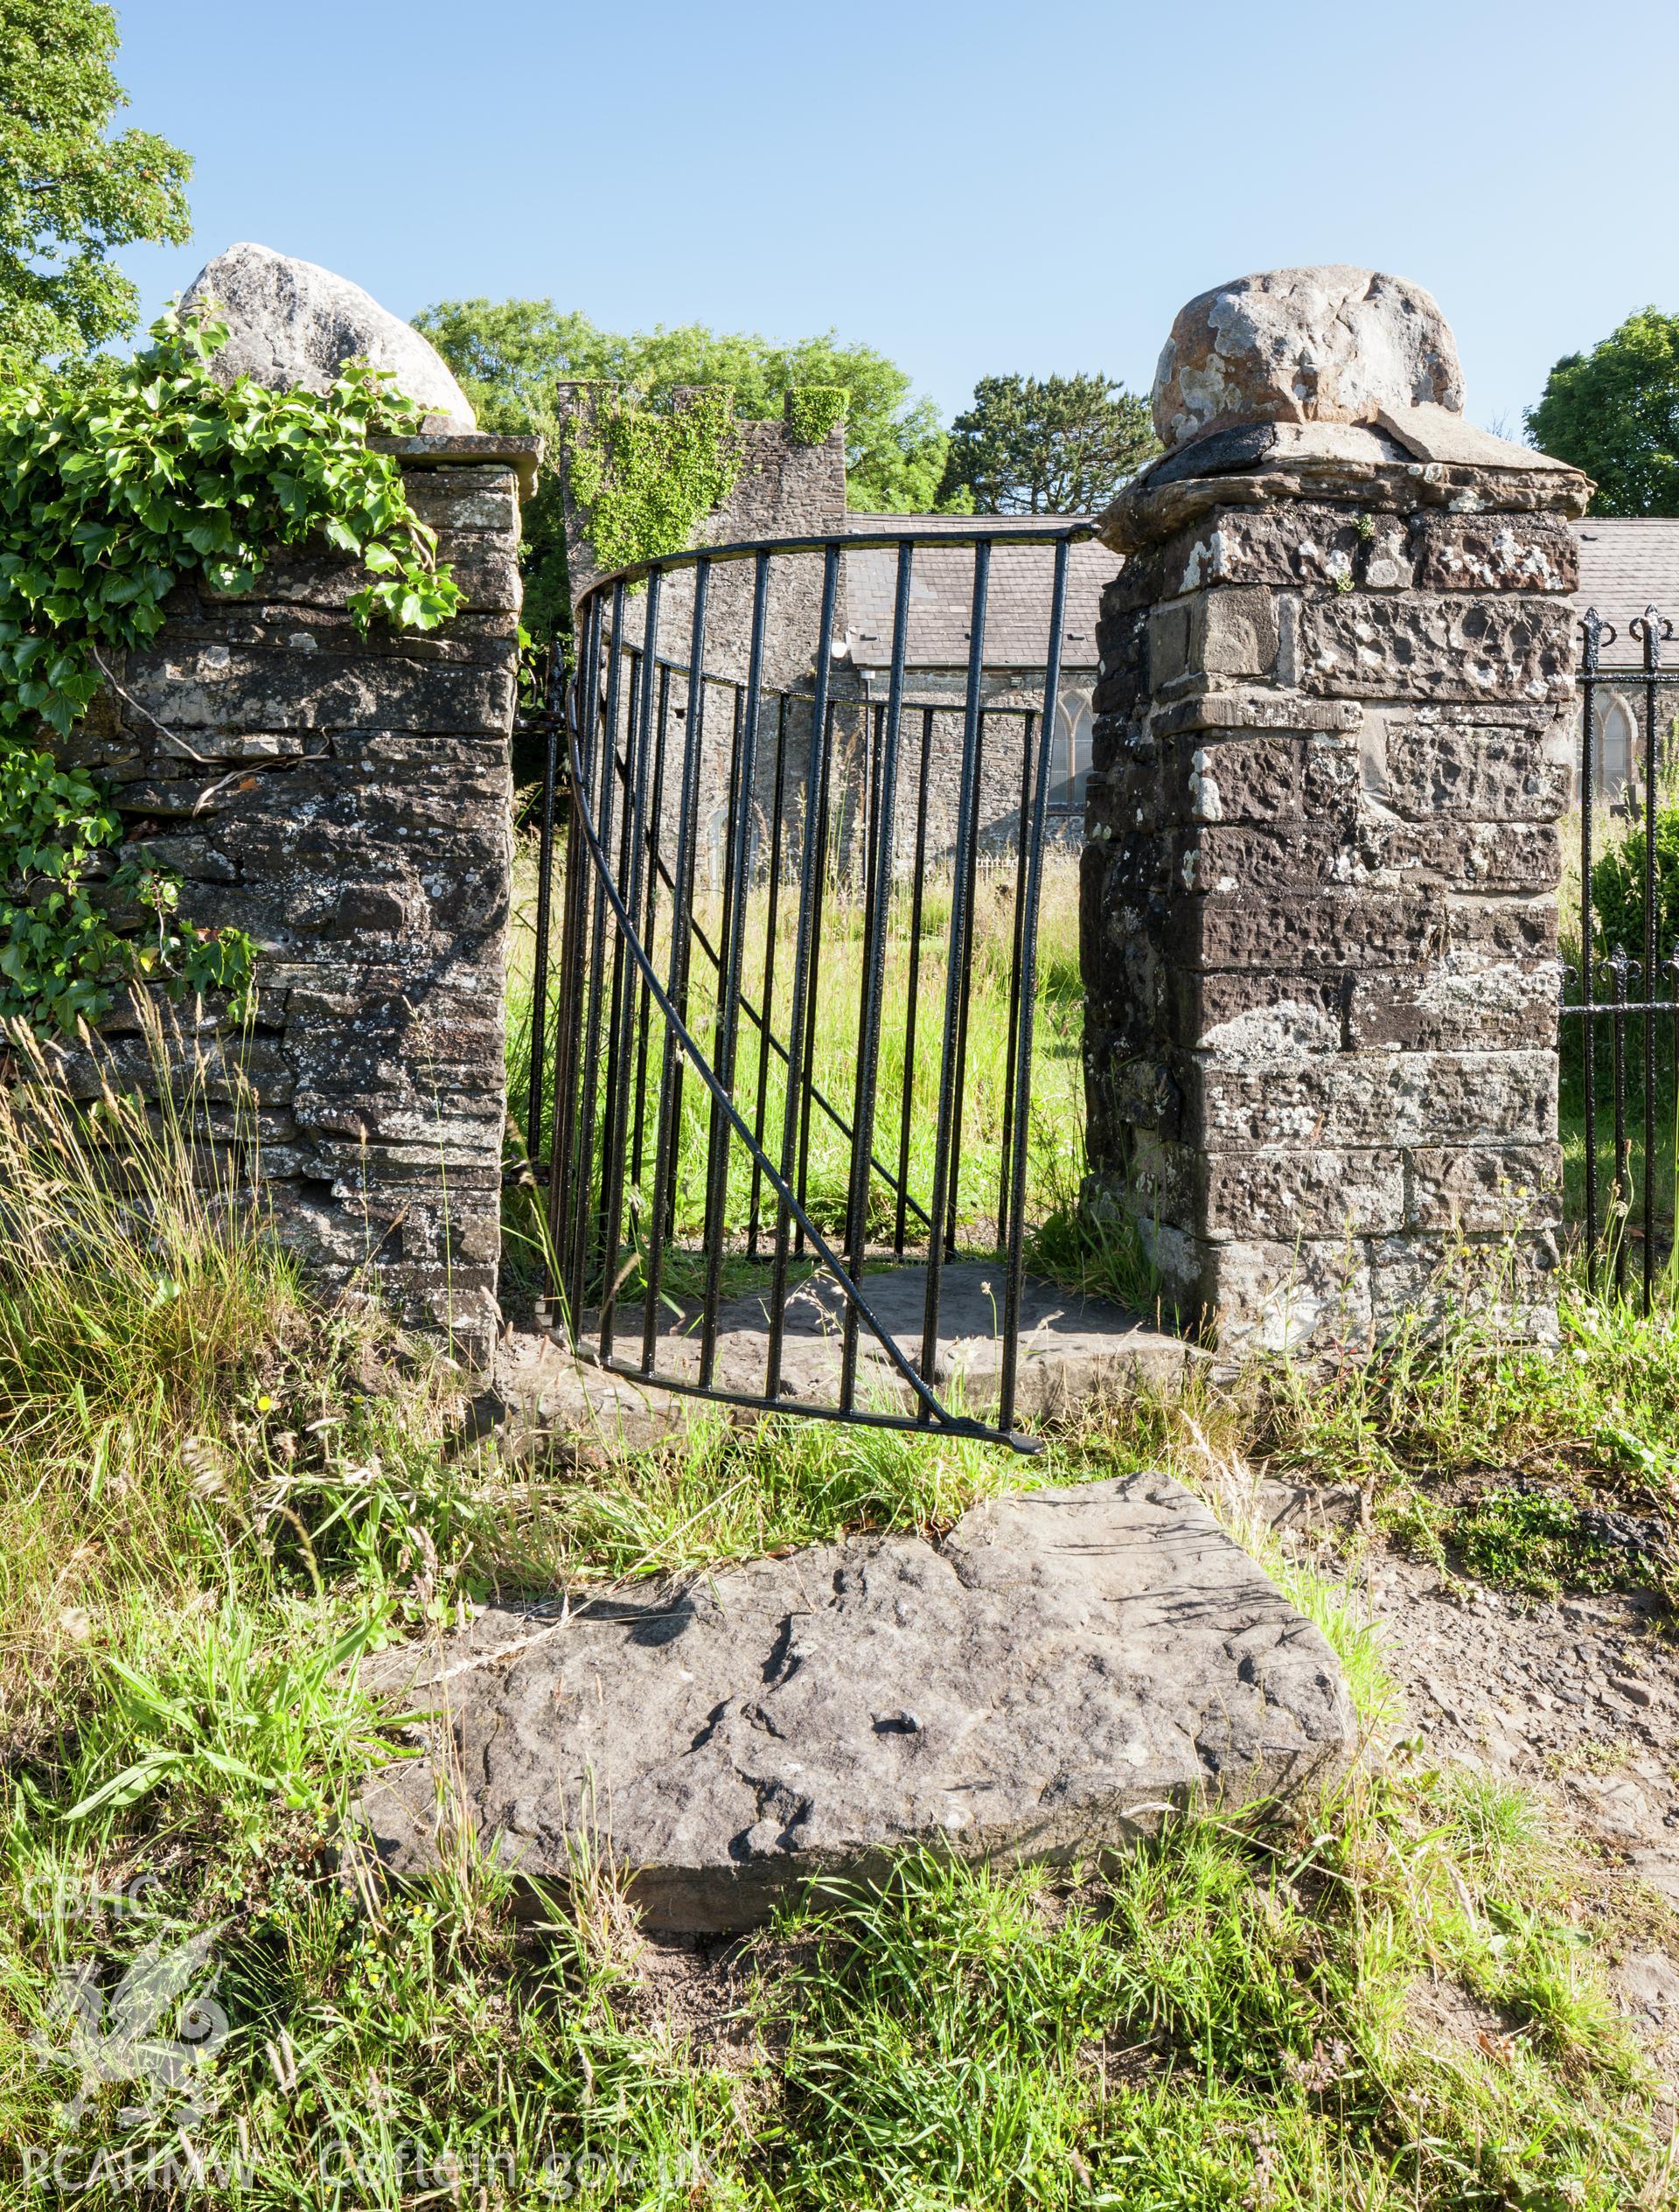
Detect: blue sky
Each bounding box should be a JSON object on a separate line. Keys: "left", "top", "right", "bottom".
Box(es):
{"left": 116, "top": 0, "right": 1674, "bottom": 437}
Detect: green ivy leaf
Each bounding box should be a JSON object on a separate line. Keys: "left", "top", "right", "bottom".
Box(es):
{"left": 0, "top": 309, "right": 458, "bottom": 1033}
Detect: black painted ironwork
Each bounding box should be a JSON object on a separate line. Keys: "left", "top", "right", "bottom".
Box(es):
{"left": 532, "top": 525, "right": 1091, "bottom": 1450}
{"left": 1564, "top": 604, "right": 1679, "bottom": 1304}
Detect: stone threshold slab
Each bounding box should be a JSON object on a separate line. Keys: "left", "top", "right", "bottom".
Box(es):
{"left": 359, "top": 1475, "right": 1357, "bottom": 1932}
{"left": 491, "top": 1260, "right": 1204, "bottom": 1459}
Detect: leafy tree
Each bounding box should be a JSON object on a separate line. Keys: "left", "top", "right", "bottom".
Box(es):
{"left": 415, "top": 297, "right": 952, "bottom": 513}
{"left": 1527, "top": 309, "right": 1679, "bottom": 516}
{"left": 937, "top": 373, "right": 1158, "bottom": 515}
{"left": 0, "top": 0, "right": 192, "bottom": 363}
{"left": 412, "top": 299, "right": 958, "bottom": 653}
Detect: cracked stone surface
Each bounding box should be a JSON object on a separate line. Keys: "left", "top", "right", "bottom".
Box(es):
{"left": 1151, "top": 265, "right": 1463, "bottom": 450}
{"left": 359, "top": 1475, "right": 1356, "bottom": 1930}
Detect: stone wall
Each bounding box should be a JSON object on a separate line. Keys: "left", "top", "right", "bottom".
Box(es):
{"left": 54, "top": 433, "right": 537, "bottom": 1371}
{"left": 1084, "top": 418, "right": 1590, "bottom": 1353}
{"left": 556, "top": 387, "right": 852, "bottom": 873}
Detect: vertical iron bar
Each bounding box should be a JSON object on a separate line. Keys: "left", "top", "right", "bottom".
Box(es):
{"left": 568, "top": 585, "right": 626, "bottom": 1324}
{"left": 1613, "top": 949, "right": 1630, "bottom": 1299}
{"left": 1671, "top": 952, "right": 1679, "bottom": 1289}
{"left": 700, "top": 678, "right": 747, "bottom": 1264}
{"left": 557, "top": 597, "right": 606, "bottom": 1336}
{"left": 547, "top": 790, "right": 587, "bottom": 1326}
{"left": 768, "top": 544, "right": 840, "bottom": 1398}
{"left": 920, "top": 538, "right": 991, "bottom": 1394}
{"left": 1000, "top": 541, "right": 1071, "bottom": 1434}
{"left": 597, "top": 579, "right": 662, "bottom": 1358}
{"left": 700, "top": 557, "right": 770, "bottom": 1385}
{"left": 631, "top": 663, "right": 672, "bottom": 1188}
{"left": 1580, "top": 611, "right": 1600, "bottom": 1288}
{"left": 997, "top": 707, "right": 1036, "bottom": 1260}
{"left": 944, "top": 704, "right": 990, "bottom": 1259}
{"left": 840, "top": 543, "right": 915, "bottom": 1407}
{"left": 594, "top": 645, "right": 640, "bottom": 1280}
{"left": 545, "top": 597, "right": 598, "bottom": 1332}
{"left": 895, "top": 704, "right": 934, "bottom": 1259}
{"left": 748, "top": 692, "right": 791, "bottom": 1259}
{"left": 642, "top": 562, "right": 712, "bottom": 1369}
{"left": 1641, "top": 611, "right": 1662, "bottom": 1309}
{"left": 526, "top": 634, "right": 564, "bottom": 1165}
{"left": 794, "top": 694, "right": 839, "bottom": 1253}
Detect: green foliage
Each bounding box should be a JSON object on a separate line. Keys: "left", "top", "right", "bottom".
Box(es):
{"left": 0, "top": 312, "right": 461, "bottom": 1029}
{"left": 1448, "top": 1488, "right": 1623, "bottom": 1598}
{"left": 1527, "top": 306, "right": 1679, "bottom": 516}
{"left": 938, "top": 370, "right": 1159, "bottom": 514}
{"left": 0, "top": 0, "right": 192, "bottom": 364}
{"left": 1590, "top": 805, "right": 1679, "bottom": 958}
{"left": 0, "top": 1032, "right": 1673, "bottom": 2204}
{"left": 563, "top": 384, "right": 742, "bottom": 576}
{"left": 470, "top": 1399, "right": 1017, "bottom": 1592}
{"left": 412, "top": 299, "right": 960, "bottom": 613}
{"left": 785, "top": 384, "right": 848, "bottom": 445}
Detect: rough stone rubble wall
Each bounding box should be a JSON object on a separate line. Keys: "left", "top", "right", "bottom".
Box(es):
{"left": 54, "top": 439, "right": 530, "bottom": 1370}
{"left": 1084, "top": 455, "right": 1588, "bottom": 1352}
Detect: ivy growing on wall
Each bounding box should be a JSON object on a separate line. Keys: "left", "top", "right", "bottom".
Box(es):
{"left": 784, "top": 386, "right": 847, "bottom": 446}
{"left": 563, "top": 385, "right": 742, "bottom": 576}
{"left": 0, "top": 311, "right": 461, "bottom": 1033}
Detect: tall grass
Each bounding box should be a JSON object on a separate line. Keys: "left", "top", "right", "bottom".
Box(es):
{"left": 0, "top": 1008, "right": 310, "bottom": 1751}
{"left": 504, "top": 838, "right": 1092, "bottom": 1311}
{"left": 0, "top": 993, "right": 1673, "bottom": 2202}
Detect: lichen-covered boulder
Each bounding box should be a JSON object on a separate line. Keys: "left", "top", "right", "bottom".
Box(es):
{"left": 1152, "top": 266, "right": 1463, "bottom": 450}
{"left": 180, "top": 243, "right": 476, "bottom": 429}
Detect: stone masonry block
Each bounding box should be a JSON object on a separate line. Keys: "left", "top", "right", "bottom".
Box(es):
{"left": 1365, "top": 1232, "right": 1560, "bottom": 1336}
{"left": 1189, "top": 1050, "right": 1556, "bottom": 1151}
{"left": 1183, "top": 737, "right": 1302, "bottom": 823}
{"left": 70, "top": 441, "right": 531, "bottom": 1373}
{"left": 1368, "top": 710, "right": 1572, "bottom": 822}
{"left": 1173, "top": 970, "right": 1347, "bottom": 1056}
{"left": 1404, "top": 1144, "right": 1564, "bottom": 1232}
{"left": 122, "top": 645, "right": 513, "bottom": 735}
{"left": 1347, "top": 960, "right": 1559, "bottom": 1051}
{"left": 1411, "top": 513, "right": 1577, "bottom": 596}
{"left": 1084, "top": 326, "right": 1582, "bottom": 1357}
{"left": 1179, "top": 890, "right": 1446, "bottom": 973}
{"left": 1199, "top": 1237, "right": 1373, "bottom": 1358}
{"left": 1199, "top": 1148, "right": 1405, "bottom": 1241}
{"left": 1196, "top": 587, "right": 1281, "bottom": 677}
{"left": 1299, "top": 592, "right": 1573, "bottom": 704}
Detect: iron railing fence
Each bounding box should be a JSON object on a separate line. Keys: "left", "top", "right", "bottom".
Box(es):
{"left": 527, "top": 525, "right": 1093, "bottom": 1449}
{"left": 1565, "top": 604, "right": 1679, "bottom": 1303}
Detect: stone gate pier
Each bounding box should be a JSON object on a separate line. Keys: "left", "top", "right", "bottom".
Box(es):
{"left": 54, "top": 246, "right": 540, "bottom": 1372}
{"left": 1083, "top": 267, "right": 1592, "bottom": 1354}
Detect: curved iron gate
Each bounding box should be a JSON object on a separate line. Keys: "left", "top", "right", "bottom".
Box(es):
{"left": 526, "top": 526, "right": 1092, "bottom": 1450}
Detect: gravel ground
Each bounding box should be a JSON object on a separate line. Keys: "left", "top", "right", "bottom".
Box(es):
{"left": 1261, "top": 1483, "right": 1679, "bottom": 2091}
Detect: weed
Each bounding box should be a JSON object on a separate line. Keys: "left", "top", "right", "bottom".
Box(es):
{"left": 0, "top": 973, "right": 1674, "bottom": 2206}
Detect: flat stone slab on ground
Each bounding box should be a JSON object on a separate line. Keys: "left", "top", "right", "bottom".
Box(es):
{"left": 360, "top": 1475, "right": 1356, "bottom": 1931}
{"left": 493, "top": 1261, "right": 1202, "bottom": 1458}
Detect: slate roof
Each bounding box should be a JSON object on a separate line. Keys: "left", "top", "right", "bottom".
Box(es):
{"left": 838, "top": 513, "right": 1679, "bottom": 677}
{"left": 841, "top": 515, "right": 1118, "bottom": 670}
{"left": 1573, "top": 519, "right": 1679, "bottom": 667}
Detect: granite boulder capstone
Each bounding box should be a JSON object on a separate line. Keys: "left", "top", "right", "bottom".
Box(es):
{"left": 180, "top": 243, "right": 477, "bottom": 428}
{"left": 1151, "top": 265, "right": 1465, "bottom": 450}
